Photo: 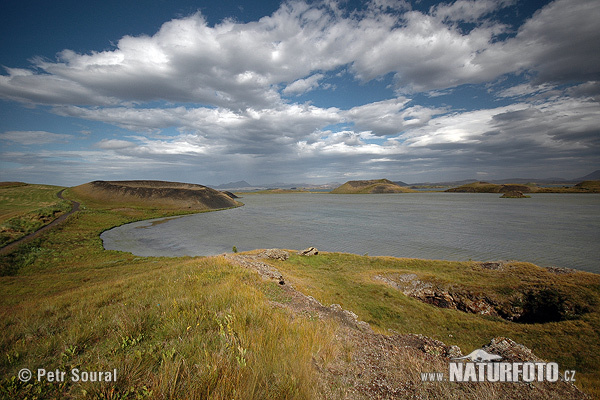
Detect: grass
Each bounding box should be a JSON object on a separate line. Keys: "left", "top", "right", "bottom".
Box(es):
{"left": 0, "top": 183, "right": 71, "bottom": 247}
{"left": 267, "top": 252, "right": 600, "bottom": 397}
{"left": 0, "top": 183, "right": 598, "bottom": 398}
{"left": 0, "top": 186, "right": 337, "bottom": 399}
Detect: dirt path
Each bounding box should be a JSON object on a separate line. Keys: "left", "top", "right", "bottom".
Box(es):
{"left": 0, "top": 189, "right": 80, "bottom": 255}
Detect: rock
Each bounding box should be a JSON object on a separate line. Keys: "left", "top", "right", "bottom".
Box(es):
{"left": 447, "top": 345, "right": 463, "bottom": 359}
{"left": 262, "top": 248, "right": 289, "bottom": 261}
{"left": 483, "top": 337, "right": 544, "bottom": 363}
{"left": 299, "top": 247, "right": 318, "bottom": 256}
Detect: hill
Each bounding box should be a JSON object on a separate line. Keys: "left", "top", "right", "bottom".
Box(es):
{"left": 576, "top": 169, "right": 600, "bottom": 181}
{"left": 71, "top": 180, "right": 241, "bottom": 210}
{"left": 331, "top": 179, "right": 415, "bottom": 194}
{"left": 445, "top": 182, "right": 535, "bottom": 193}
{"left": 446, "top": 181, "right": 600, "bottom": 193}
{"left": 215, "top": 180, "right": 253, "bottom": 189}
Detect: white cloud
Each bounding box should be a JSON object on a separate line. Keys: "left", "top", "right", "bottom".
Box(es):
{"left": 95, "top": 139, "right": 137, "bottom": 150}
{"left": 1, "top": 0, "right": 598, "bottom": 185}
{"left": 283, "top": 74, "right": 325, "bottom": 95}
{"left": 495, "top": 83, "right": 555, "bottom": 99}
{"left": 433, "top": 0, "right": 514, "bottom": 23}
{"left": 344, "top": 98, "right": 446, "bottom": 136}
{"left": 0, "top": 130, "right": 73, "bottom": 145}
{"left": 5, "top": 0, "right": 594, "bottom": 108}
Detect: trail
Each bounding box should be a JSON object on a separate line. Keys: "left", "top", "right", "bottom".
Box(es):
{"left": 0, "top": 189, "right": 80, "bottom": 255}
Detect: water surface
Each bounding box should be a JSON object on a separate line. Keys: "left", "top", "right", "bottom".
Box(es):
{"left": 101, "top": 193, "right": 600, "bottom": 273}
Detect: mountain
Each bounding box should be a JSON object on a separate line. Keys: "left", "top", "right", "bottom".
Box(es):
{"left": 576, "top": 170, "right": 600, "bottom": 181}
{"left": 214, "top": 180, "right": 252, "bottom": 189}
{"left": 392, "top": 180, "right": 408, "bottom": 186}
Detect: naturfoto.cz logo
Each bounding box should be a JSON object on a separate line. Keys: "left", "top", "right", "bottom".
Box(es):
{"left": 421, "top": 349, "right": 576, "bottom": 383}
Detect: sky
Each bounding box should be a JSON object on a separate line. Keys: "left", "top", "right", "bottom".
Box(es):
{"left": 0, "top": 0, "right": 599, "bottom": 186}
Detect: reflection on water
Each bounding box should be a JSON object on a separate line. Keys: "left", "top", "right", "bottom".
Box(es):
{"left": 101, "top": 193, "right": 600, "bottom": 273}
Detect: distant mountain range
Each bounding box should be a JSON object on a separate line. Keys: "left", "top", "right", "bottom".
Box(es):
{"left": 214, "top": 181, "right": 253, "bottom": 189}
{"left": 407, "top": 169, "right": 600, "bottom": 187}
{"left": 214, "top": 170, "right": 599, "bottom": 191}
{"left": 213, "top": 180, "right": 342, "bottom": 190}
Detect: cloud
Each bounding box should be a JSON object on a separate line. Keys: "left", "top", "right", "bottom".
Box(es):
{"left": 495, "top": 83, "right": 555, "bottom": 99}
{"left": 283, "top": 73, "right": 325, "bottom": 95}
{"left": 0, "top": 130, "right": 73, "bottom": 145}
{"left": 432, "top": 0, "right": 514, "bottom": 23}
{"left": 478, "top": 0, "right": 600, "bottom": 85}
{"left": 1, "top": 0, "right": 598, "bottom": 185}
{"left": 95, "top": 139, "right": 137, "bottom": 150}
{"left": 344, "top": 98, "right": 446, "bottom": 136}
{"left": 3, "top": 0, "right": 596, "bottom": 109}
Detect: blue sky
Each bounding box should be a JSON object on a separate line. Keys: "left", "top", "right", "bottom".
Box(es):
{"left": 1, "top": 0, "right": 598, "bottom": 186}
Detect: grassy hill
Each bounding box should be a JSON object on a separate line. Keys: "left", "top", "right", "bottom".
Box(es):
{"left": 445, "top": 182, "right": 536, "bottom": 193}
{"left": 71, "top": 180, "right": 241, "bottom": 210}
{"left": 331, "top": 179, "right": 415, "bottom": 194}
{"left": 0, "top": 183, "right": 598, "bottom": 399}
{"left": 446, "top": 180, "right": 600, "bottom": 193}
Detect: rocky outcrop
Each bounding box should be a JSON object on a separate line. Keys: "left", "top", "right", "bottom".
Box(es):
{"left": 299, "top": 247, "right": 319, "bottom": 256}
{"left": 261, "top": 248, "right": 290, "bottom": 261}
{"left": 374, "top": 271, "right": 590, "bottom": 324}
{"left": 483, "top": 337, "right": 544, "bottom": 363}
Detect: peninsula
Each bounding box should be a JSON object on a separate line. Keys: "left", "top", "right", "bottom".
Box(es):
{"left": 445, "top": 180, "right": 600, "bottom": 193}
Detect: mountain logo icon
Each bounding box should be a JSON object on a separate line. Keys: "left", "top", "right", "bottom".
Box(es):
{"left": 452, "top": 349, "right": 503, "bottom": 362}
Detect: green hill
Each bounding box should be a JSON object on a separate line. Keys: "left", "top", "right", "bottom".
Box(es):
{"left": 71, "top": 180, "right": 241, "bottom": 210}
{"left": 445, "top": 181, "right": 535, "bottom": 193}
{"left": 331, "top": 179, "right": 415, "bottom": 194}
{"left": 446, "top": 180, "right": 600, "bottom": 193}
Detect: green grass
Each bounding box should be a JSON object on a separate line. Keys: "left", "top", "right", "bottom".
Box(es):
{"left": 0, "top": 184, "right": 71, "bottom": 247}
{"left": 0, "top": 186, "right": 338, "bottom": 399}
{"left": 267, "top": 252, "right": 600, "bottom": 396}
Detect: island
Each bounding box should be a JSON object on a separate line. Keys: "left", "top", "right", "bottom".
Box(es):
{"left": 330, "top": 179, "right": 416, "bottom": 194}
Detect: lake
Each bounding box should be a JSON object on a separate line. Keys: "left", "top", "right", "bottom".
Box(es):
{"left": 101, "top": 193, "right": 600, "bottom": 273}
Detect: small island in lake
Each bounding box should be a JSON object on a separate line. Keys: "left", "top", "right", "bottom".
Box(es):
{"left": 330, "top": 179, "right": 416, "bottom": 194}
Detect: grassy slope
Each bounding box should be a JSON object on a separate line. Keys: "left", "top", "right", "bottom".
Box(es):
{"left": 267, "top": 253, "right": 600, "bottom": 397}
{"left": 0, "top": 186, "right": 337, "bottom": 399}
{"left": 1, "top": 184, "right": 599, "bottom": 398}
{"left": 0, "top": 183, "right": 71, "bottom": 247}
